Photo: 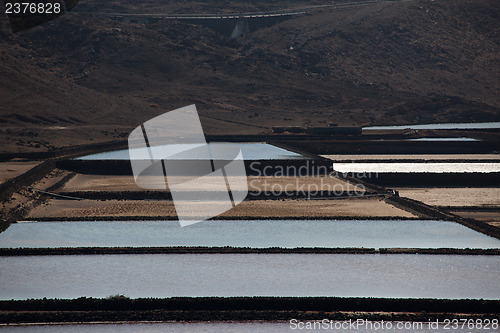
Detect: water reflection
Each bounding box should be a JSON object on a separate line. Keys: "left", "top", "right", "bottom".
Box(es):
{"left": 76, "top": 143, "right": 305, "bottom": 160}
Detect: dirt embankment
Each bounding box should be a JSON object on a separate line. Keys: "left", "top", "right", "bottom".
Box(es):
{"left": 55, "top": 159, "right": 336, "bottom": 176}
{"left": 0, "top": 161, "right": 57, "bottom": 231}
{"left": 0, "top": 247, "right": 498, "bottom": 256}
{"left": 26, "top": 196, "right": 416, "bottom": 220}
{"left": 0, "top": 297, "right": 498, "bottom": 323}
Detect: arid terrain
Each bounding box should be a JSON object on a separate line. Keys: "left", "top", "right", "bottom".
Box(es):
{"left": 27, "top": 197, "right": 415, "bottom": 219}
{"left": 1, "top": 0, "right": 499, "bottom": 153}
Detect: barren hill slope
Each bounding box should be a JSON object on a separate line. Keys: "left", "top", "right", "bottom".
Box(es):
{"left": 246, "top": 0, "right": 499, "bottom": 113}
{"left": 0, "top": 0, "right": 498, "bottom": 153}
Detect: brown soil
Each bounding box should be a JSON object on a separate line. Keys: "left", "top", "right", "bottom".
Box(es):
{"left": 395, "top": 188, "right": 500, "bottom": 208}
{"left": 27, "top": 197, "right": 416, "bottom": 219}
{"left": 451, "top": 211, "right": 500, "bottom": 227}
{"left": 0, "top": 168, "right": 72, "bottom": 225}
{"left": 60, "top": 174, "right": 364, "bottom": 193}
{"left": 0, "top": 162, "right": 40, "bottom": 184}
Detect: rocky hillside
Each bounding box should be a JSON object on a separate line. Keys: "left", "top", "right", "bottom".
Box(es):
{"left": 0, "top": 0, "right": 498, "bottom": 153}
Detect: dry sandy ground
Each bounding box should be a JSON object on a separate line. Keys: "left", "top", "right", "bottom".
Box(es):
{"left": 1, "top": 168, "right": 71, "bottom": 220}
{"left": 27, "top": 197, "right": 415, "bottom": 219}
{"left": 0, "top": 162, "right": 40, "bottom": 184}
{"left": 60, "top": 174, "right": 365, "bottom": 193}
{"left": 450, "top": 211, "right": 500, "bottom": 228}
{"left": 396, "top": 187, "right": 500, "bottom": 228}
{"left": 322, "top": 154, "right": 500, "bottom": 161}
{"left": 395, "top": 188, "right": 500, "bottom": 208}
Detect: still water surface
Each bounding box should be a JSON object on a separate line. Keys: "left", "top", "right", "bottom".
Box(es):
{"left": 363, "top": 122, "right": 500, "bottom": 130}
{"left": 407, "top": 137, "right": 480, "bottom": 142}
{"left": 76, "top": 143, "right": 305, "bottom": 160}
{"left": 0, "top": 322, "right": 489, "bottom": 333}
{"left": 1, "top": 254, "right": 498, "bottom": 300}
{"left": 333, "top": 162, "right": 500, "bottom": 173}
{"left": 2, "top": 220, "right": 499, "bottom": 249}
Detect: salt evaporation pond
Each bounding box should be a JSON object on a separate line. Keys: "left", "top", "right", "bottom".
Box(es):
{"left": 407, "top": 137, "right": 480, "bottom": 142}
{"left": 0, "top": 322, "right": 487, "bottom": 333}
{"left": 1, "top": 220, "right": 499, "bottom": 249}
{"left": 333, "top": 162, "right": 500, "bottom": 173}
{"left": 1, "top": 254, "right": 498, "bottom": 300}
{"left": 76, "top": 143, "right": 305, "bottom": 160}
{"left": 363, "top": 122, "right": 500, "bottom": 130}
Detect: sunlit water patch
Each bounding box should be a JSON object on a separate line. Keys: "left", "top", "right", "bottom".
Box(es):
{"left": 76, "top": 143, "right": 305, "bottom": 160}
{"left": 333, "top": 162, "right": 500, "bottom": 173}
{"left": 407, "top": 137, "right": 480, "bottom": 142}
{"left": 363, "top": 122, "right": 500, "bottom": 130}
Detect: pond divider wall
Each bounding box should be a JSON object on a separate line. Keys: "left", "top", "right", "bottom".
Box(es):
{"left": 0, "top": 297, "right": 498, "bottom": 323}
{"left": 0, "top": 161, "right": 55, "bottom": 203}
{"left": 23, "top": 215, "right": 424, "bottom": 222}
{"left": 55, "top": 159, "right": 335, "bottom": 176}
{"left": 386, "top": 196, "right": 500, "bottom": 240}
{"left": 0, "top": 161, "right": 56, "bottom": 231}
{"left": 0, "top": 247, "right": 498, "bottom": 256}
{"left": 0, "top": 140, "right": 128, "bottom": 162}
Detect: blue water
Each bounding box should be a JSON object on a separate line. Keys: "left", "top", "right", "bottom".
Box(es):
{"left": 1, "top": 254, "right": 498, "bottom": 299}
{"left": 363, "top": 122, "right": 500, "bottom": 130}
{"left": 76, "top": 143, "right": 305, "bottom": 160}
{"left": 1, "top": 220, "right": 499, "bottom": 249}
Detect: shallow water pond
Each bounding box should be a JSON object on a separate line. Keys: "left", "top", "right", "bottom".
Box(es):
{"left": 0, "top": 321, "right": 490, "bottom": 333}
{"left": 76, "top": 143, "right": 305, "bottom": 160}
{"left": 1, "top": 220, "right": 499, "bottom": 249}
{"left": 363, "top": 122, "right": 500, "bottom": 130}
{"left": 333, "top": 162, "right": 500, "bottom": 173}
{"left": 0, "top": 253, "right": 498, "bottom": 300}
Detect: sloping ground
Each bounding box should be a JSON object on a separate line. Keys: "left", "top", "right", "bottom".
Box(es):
{"left": 0, "top": 44, "right": 134, "bottom": 153}
{"left": 0, "top": 0, "right": 498, "bottom": 153}
{"left": 244, "top": 0, "right": 500, "bottom": 124}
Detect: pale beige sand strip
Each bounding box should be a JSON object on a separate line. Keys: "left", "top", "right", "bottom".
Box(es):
{"left": 396, "top": 188, "right": 500, "bottom": 207}
{"left": 0, "top": 162, "right": 40, "bottom": 184}
{"left": 60, "top": 175, "right": 364, "bottom": 193}
{"left": 27, "top": 197, "right": 416, "bottom": 219}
